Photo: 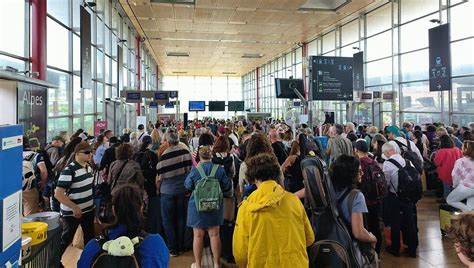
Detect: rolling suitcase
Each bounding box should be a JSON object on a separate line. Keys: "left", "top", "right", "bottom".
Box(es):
{"left": 439, "top": 204, "right": 461, "bottom": 235}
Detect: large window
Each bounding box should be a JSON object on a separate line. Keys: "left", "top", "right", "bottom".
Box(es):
{"left": 0, "top": 0, "right": 26, "bottom": 57}
{"left": 242, "top": 0, "right": 474, "bottom": 127}
{"left": 42, "top": 0, "right": 158, "bottom": 140}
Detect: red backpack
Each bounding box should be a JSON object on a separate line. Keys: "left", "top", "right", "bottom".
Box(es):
{"left": 360, "top": 159, "right": 388, "bottom": 204}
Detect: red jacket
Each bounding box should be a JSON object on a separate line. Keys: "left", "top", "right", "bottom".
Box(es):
{"left": 434, "top": 147, "right": 462, "bottom": 185}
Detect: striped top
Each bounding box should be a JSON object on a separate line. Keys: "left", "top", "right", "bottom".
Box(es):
{"left": 157, "top": 145, "right": 192, "bottom": 194}
{"left": 57, "top": 161, "right": 94, "bottom": 217}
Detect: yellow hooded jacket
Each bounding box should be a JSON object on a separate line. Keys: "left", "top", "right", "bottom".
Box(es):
{"left": 233, "top": 180, "right": 315, "bottom": 268}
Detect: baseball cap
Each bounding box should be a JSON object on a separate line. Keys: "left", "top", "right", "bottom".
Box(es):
{"left": 354, "top": 139, "right": 369, "bottom": 153}
{"left": 52, "top": 136, "right": 64, "bottom": 142}
{"left": 386, "top": 125, "right": 402, "bottom": 137}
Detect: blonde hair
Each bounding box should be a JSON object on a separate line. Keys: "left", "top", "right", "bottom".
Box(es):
{"left": 198, "top": 146, "right": 212, "bottom": 160}
{"left": 151, "top": 129, "right": 160, "bottom": 143}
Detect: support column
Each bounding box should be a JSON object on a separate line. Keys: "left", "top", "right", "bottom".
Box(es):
{"left": 135, "top": 36, "right": 141, "bottom": 115}
{"left": 31, "top": 0, "right": 47, "bottom": 80}
{"left": 256, "top": 67, "right": 260, "bottom": 112}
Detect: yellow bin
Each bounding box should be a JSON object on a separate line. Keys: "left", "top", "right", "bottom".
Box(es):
{"left": 22, "top": 222, "right": 48, "bottom": 245}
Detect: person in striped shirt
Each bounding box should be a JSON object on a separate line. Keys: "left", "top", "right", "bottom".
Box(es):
{"left": 54, "top": 141, "right": 95, "bottom": 266}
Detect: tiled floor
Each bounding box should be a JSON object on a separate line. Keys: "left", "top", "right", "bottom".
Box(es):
{"left": 62, "top": 195, "right": 463, "bottom": 268}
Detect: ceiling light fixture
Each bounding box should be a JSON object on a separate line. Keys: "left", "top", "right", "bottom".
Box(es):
{"left": 167, "top": 52, "right": 190, "bottom": 57}
{"left": 242, "top": 53, "right": 264, "bottom": 59}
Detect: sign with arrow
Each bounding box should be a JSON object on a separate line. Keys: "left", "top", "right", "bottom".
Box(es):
{"left": 429, "top": 23, "right": 451, "bottom": 92}
{"left": 309, "top": 56, "right": 354, "bottom": 100}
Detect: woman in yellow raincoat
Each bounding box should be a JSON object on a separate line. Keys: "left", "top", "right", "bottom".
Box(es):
{"left": 233, "top": 153, "right": 315, "bottom": 268}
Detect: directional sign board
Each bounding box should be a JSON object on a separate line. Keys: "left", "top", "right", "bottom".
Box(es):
{"left": 429, "top": 23, "right": 451, "bottom": 92}
{"left": 309, "top": 56, "right": 354, "bottom": 101}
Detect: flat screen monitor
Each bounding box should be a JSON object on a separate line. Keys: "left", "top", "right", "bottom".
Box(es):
{"left": 189, "top": 101, "right": 205, "bottom": 111}
{"left": 154, "top": 92, "right": 168, "bottom": 100}
{"left": 275, "top": 78, "right": 305, "bottom": 99}
{"left": 228, "top": 101, "right": 245, "bottom": 111}
{"left": 208, "top": 101, "right": 226, "bottom": 111}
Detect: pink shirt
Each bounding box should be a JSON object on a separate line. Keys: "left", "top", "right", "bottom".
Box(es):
{"left": 452, "top": 157, "right": 474, "bottom": 189}
{"left": 434, "top": 147, "right": 462, "bottom": 185}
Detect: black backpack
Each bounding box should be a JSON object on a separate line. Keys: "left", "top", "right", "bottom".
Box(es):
{"left": 393, "top": 138, "right": 423, "bottom": 174}
{"left": 360, "top": 160, "right": 388, "bottom": 203}
{"left": 299, "top": 134, "right": 372, "bottom": 268}
{"left": 387, "top": 159, "right": 422, "bottom": 203}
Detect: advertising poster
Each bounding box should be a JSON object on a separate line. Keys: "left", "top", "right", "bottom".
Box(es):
{"left": 17, "top": 83, "right": 47, "bottom": 149}
{"left": 94, "top": 120, "right": 108, "bottom": 136}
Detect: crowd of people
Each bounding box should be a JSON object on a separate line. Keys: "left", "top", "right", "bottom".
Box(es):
{"left": 20, "top": 118, "right": 474, "bottom": 267}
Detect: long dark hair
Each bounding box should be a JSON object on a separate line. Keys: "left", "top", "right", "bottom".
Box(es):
{"left": 112, "top": 185, "right": 144, "bottom": 238}
{"left": 330, "top": 154, "right": 360, "bottom": 192}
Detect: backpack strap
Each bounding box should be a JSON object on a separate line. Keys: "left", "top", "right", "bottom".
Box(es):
{"left": 405, "top": 137, "right": 413, "bottom": 151}
{"left": 387, "top": 158, "right": 403, "bottom": 170}
{"left": 386, "top": 158, "right": 406, "bottom": 194}
{"left": 209, "top": 164, "right": 219, "bottom": 178}
{"left": 196, "top": 164, "right": 207, "bottom": 179}
{"left": 111, "top": 160, "right": 129, "bottom": 191}
{"left": 393, "top": 139, "right": 412, "bottom": 154}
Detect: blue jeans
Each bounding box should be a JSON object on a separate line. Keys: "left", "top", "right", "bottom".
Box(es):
{"left": 161, "top": 193, "right": 186, "bottom": 252}
{"left": 442, "top": 182, "right": 452, "bottom": 200}
{"left": 146, "top": 195, "right": 164, "bottom": 236}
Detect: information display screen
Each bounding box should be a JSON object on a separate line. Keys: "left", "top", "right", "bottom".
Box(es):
{"left": 154, "top": 92, "right": 168, "bottom": 100}
{"left": 228, "top": 101, "right": 245, "bottom": 111}
{"left": 126, "top": 92, "right": 141, "bottom": 102}
{"left": 208, "top": 101, "right": 225, "bottom": 111}
{"left": 189, "top": 101, "right": 205, "bottom": 111}
{"left": 309, "top": 56, "right": 354, "bottom": 101}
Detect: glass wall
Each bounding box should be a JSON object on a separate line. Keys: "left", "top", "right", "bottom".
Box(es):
{"left": 241, "top": 0, "right": 474, "bottom": 127}
{"left": 161, "top": 76, "right": 242, "bottom": 119}
{"left": 0, "top": 0, "right": 158, "bottom": 140}
{"left": 241, "top": 49, "right": 303, "bottom": 119}
{"left": 0, "top": 0, "right": 28, "bottom": 71}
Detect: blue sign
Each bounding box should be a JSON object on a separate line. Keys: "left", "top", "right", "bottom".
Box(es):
{"left": 126, "top": 92, "right": 141, "bottom": 100}
{"left": 154, "top": 92, "right": 168, "bottom": 100}
{"left": 189, "top": 101, "right": 205, "bottom": 111}
{"left": 429, "top": 23, "right": 451, "bottom": 91}
{"left": 149, "top": 102, "right": 158, "bottom": 108}
{"left": 165, "top": 102, "right": 174, "bottom": 108}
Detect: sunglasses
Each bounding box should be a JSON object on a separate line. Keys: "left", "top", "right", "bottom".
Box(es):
{"left": 79, "top": 151, "right": 92, "bottom": 155}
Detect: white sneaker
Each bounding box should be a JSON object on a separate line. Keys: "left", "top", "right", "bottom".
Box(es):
{"left": 190, "top": 263, "right": 196, "bottom": 268}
